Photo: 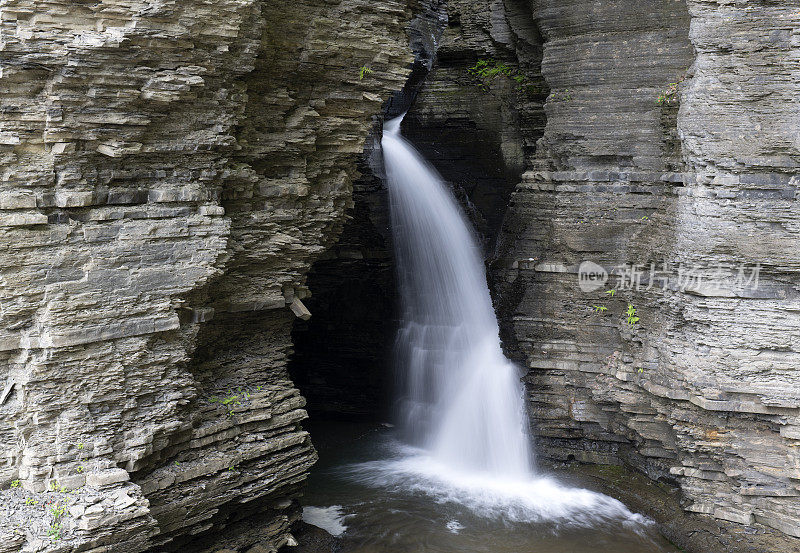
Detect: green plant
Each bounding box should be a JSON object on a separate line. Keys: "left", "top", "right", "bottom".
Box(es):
{"left": 657, "top": 74, "right": 686, "bottom": 106}
{"left": 10, "top": 479, "right": 20, "bottom": 488}
{"left": 551, "top": 88, "right": 573, "bottom": 102}
{"left": 221, "top": 392, "right": 243, "bottom": 417}
{"left": 641, "top": 215, "right": 649, "bottom": 220}
{"left": 359, "top": 66, "right": 373, "bottom": 80}
{"left": 605, "top": 289, "right": 616, "bottom": 297}
{"left": 25, "top": 497, "right": 38, "bottom": 506}
{"left": 221, "top": 395, "right": 240, "bottom": 406}
{"left": 48, "top": 503, "right": 67, "bottom": 541}
{"left": 638, "top": 367, "right": 645, "bottom": 374}
{"left": 77, "top": 442, "right": 84, "bottom": 450}
{"left": 47, "top": 525, "right": 62, "bottom": 541}
{"left": 467, "top": 58, "right": 533, "bottom": 94}
{"left": 76, "top": 466, "right": 84, "bottom": 474}
{"left": 626, "top": 304, "right": 640, "bottom": 327}
{"left": 49, "top": 481, "right": 66, "bottom": 493}
{"left": 593, "top": 305, "right": 608, "bottom": 313}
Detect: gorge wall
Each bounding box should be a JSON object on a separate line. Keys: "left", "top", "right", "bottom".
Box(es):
{"left": 0, "top": 1, "right": 416, "bottom": 551}
{"left": 2, "top": 0, "right": 799, "bottom": 552}
{"left": 502, "top": 0, "right": 800, "bottom": 542}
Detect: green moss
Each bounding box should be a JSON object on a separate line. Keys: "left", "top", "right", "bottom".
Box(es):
{"left": 467, "top": 58, "right": 534, "bottom": 95}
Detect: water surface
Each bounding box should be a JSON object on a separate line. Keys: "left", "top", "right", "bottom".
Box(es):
{"left": 302, "top": 422, "right": 681, "bottom": 553}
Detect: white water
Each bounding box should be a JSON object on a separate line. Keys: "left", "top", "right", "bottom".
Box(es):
{"left": 302, "top": 505, "right": 349, "bottom": 536}
{"left": 382, "top": 115, "right": 531, "bottom": 476}
{"left": 375, "top": 115, "right": 647, "bottom": 527}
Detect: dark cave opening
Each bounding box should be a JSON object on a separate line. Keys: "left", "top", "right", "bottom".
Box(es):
{"left": 288, "top": 114, "right": 527, "bottom": 423}
{"left": 288, "top": 143, "right": 398, "bottom": 421}
{"left": 288, "top": 0, "right": 548, "bottom": 424}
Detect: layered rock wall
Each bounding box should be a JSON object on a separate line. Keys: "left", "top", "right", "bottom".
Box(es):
{"left": 0, "top": 1, "right": 414, "bottom": 551}
{"left": 494, "top": 0, "right": 800, "bottom": 543}
{"left": 403, "top": 0, "right": 548, "bottom": 246}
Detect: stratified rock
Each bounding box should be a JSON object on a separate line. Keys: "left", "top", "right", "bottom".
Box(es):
{"left": 0, "top": 0, "right": 415, "bottom": 551}
{"left": 493, "top": 0, "right": 800, "bottom": 544}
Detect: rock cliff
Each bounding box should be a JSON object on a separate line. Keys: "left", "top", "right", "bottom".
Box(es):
{"left": 493, "top": 0, "right": 800, "bottom": 544}
{"left": 0, "top": 1, "right": 414, "bottom": 551}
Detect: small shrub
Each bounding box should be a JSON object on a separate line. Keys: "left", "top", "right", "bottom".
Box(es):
{"left": 48, "top": 503, "right": 67, "bottom": 541}
{"left": 221, "top": 395, "right": 240, "bottom": 406}
{"left": 49, "top": 481, "right": 66, "bottom": 493}
{"left": 10, "top": 480, "right": 20, "bottom": 488}
{"left": 657, "top": 74, "right": 686, "bottom": 106}
{"left": 467, "top": 58, "right": 533, "bottom": 94}
{"left": 550, "top": 88, "right": 573, "bottom": 102}
{"left": 47, "top": 524, "right": 62, "bottom": 541}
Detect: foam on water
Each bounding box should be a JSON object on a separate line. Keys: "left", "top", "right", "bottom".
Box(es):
{"left": 302, "top": 505, "right": 349, "bottom": 537}
{"left": 446, "top": 520, "right": 465, "bottom": 534}
{"left": 343, "top": 442, "right": 649, "bottom": 529}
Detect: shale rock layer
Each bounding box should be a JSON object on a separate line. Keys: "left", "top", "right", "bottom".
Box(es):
{"left": 494, "top": 0, "right": 800, "bottom": 542}
{"left": 0, "top": 1, "right": 413, "bottom": 551}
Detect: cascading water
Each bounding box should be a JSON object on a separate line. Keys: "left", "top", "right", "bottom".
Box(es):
{"left": 382, "top": 116, "right": 531, "bottom": 477}
{"left": 350, "top": 115, "right": 648, "bottom": 526}
{"left": 299, "top": 116, "right": 678, "bottom": 552}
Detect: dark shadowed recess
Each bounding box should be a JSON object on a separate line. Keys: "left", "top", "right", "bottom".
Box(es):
{"left": 288, "top": 0, "right": 544, "bottom": 422}
{"left": 288, "top": 114, "right": 528, "bottom": 422}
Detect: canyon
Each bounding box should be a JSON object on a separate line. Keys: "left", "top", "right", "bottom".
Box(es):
{"left": 1, "top": 1, "right": 798, "bottom": 552}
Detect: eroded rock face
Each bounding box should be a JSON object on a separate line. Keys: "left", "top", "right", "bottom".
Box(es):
{"left": 494, "top": 0, "right": 800, "bottom": 543}
{"left": 403, "top": 0, "right": 548, "bottom": 248}
{"left": 0, "top": 1, "right": 414, "bottom": 551}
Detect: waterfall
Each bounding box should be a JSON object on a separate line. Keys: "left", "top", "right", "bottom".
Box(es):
{"left": 334, "top": 116, "right": 649, "bottom": 530}
{"left": 327, "top": 116, "right": 650, "bottom": 532}
{"left": 382, "top": 116, "right": 532, "bottom": 477}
